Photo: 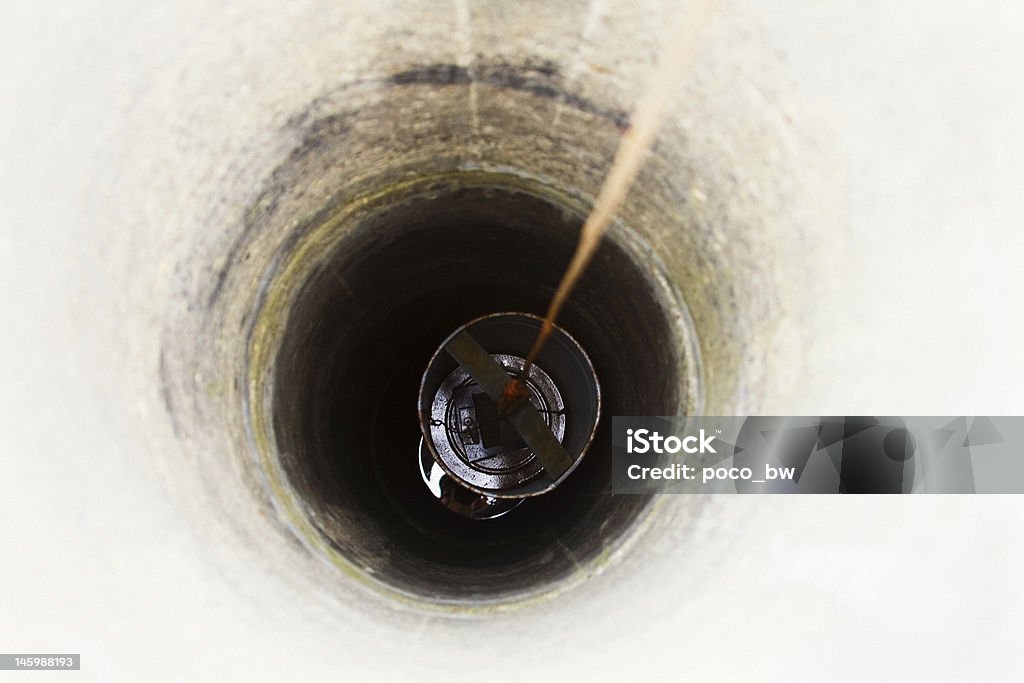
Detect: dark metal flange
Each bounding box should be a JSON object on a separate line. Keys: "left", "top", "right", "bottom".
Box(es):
{"left": 418, "top": 312, "right": 601, "bottom": 502}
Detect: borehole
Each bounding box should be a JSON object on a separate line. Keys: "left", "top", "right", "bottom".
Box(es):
{"left": 259, "top": 172, "right": 697, "bottom": 603}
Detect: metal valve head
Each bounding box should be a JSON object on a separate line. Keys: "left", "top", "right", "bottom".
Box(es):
{"left": 418, "top": 312, "right": 601, "bottom": 501}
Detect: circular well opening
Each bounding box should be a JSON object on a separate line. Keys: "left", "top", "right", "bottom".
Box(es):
{"left": 259, "top": 172, "right": 696, "bottom": 604}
